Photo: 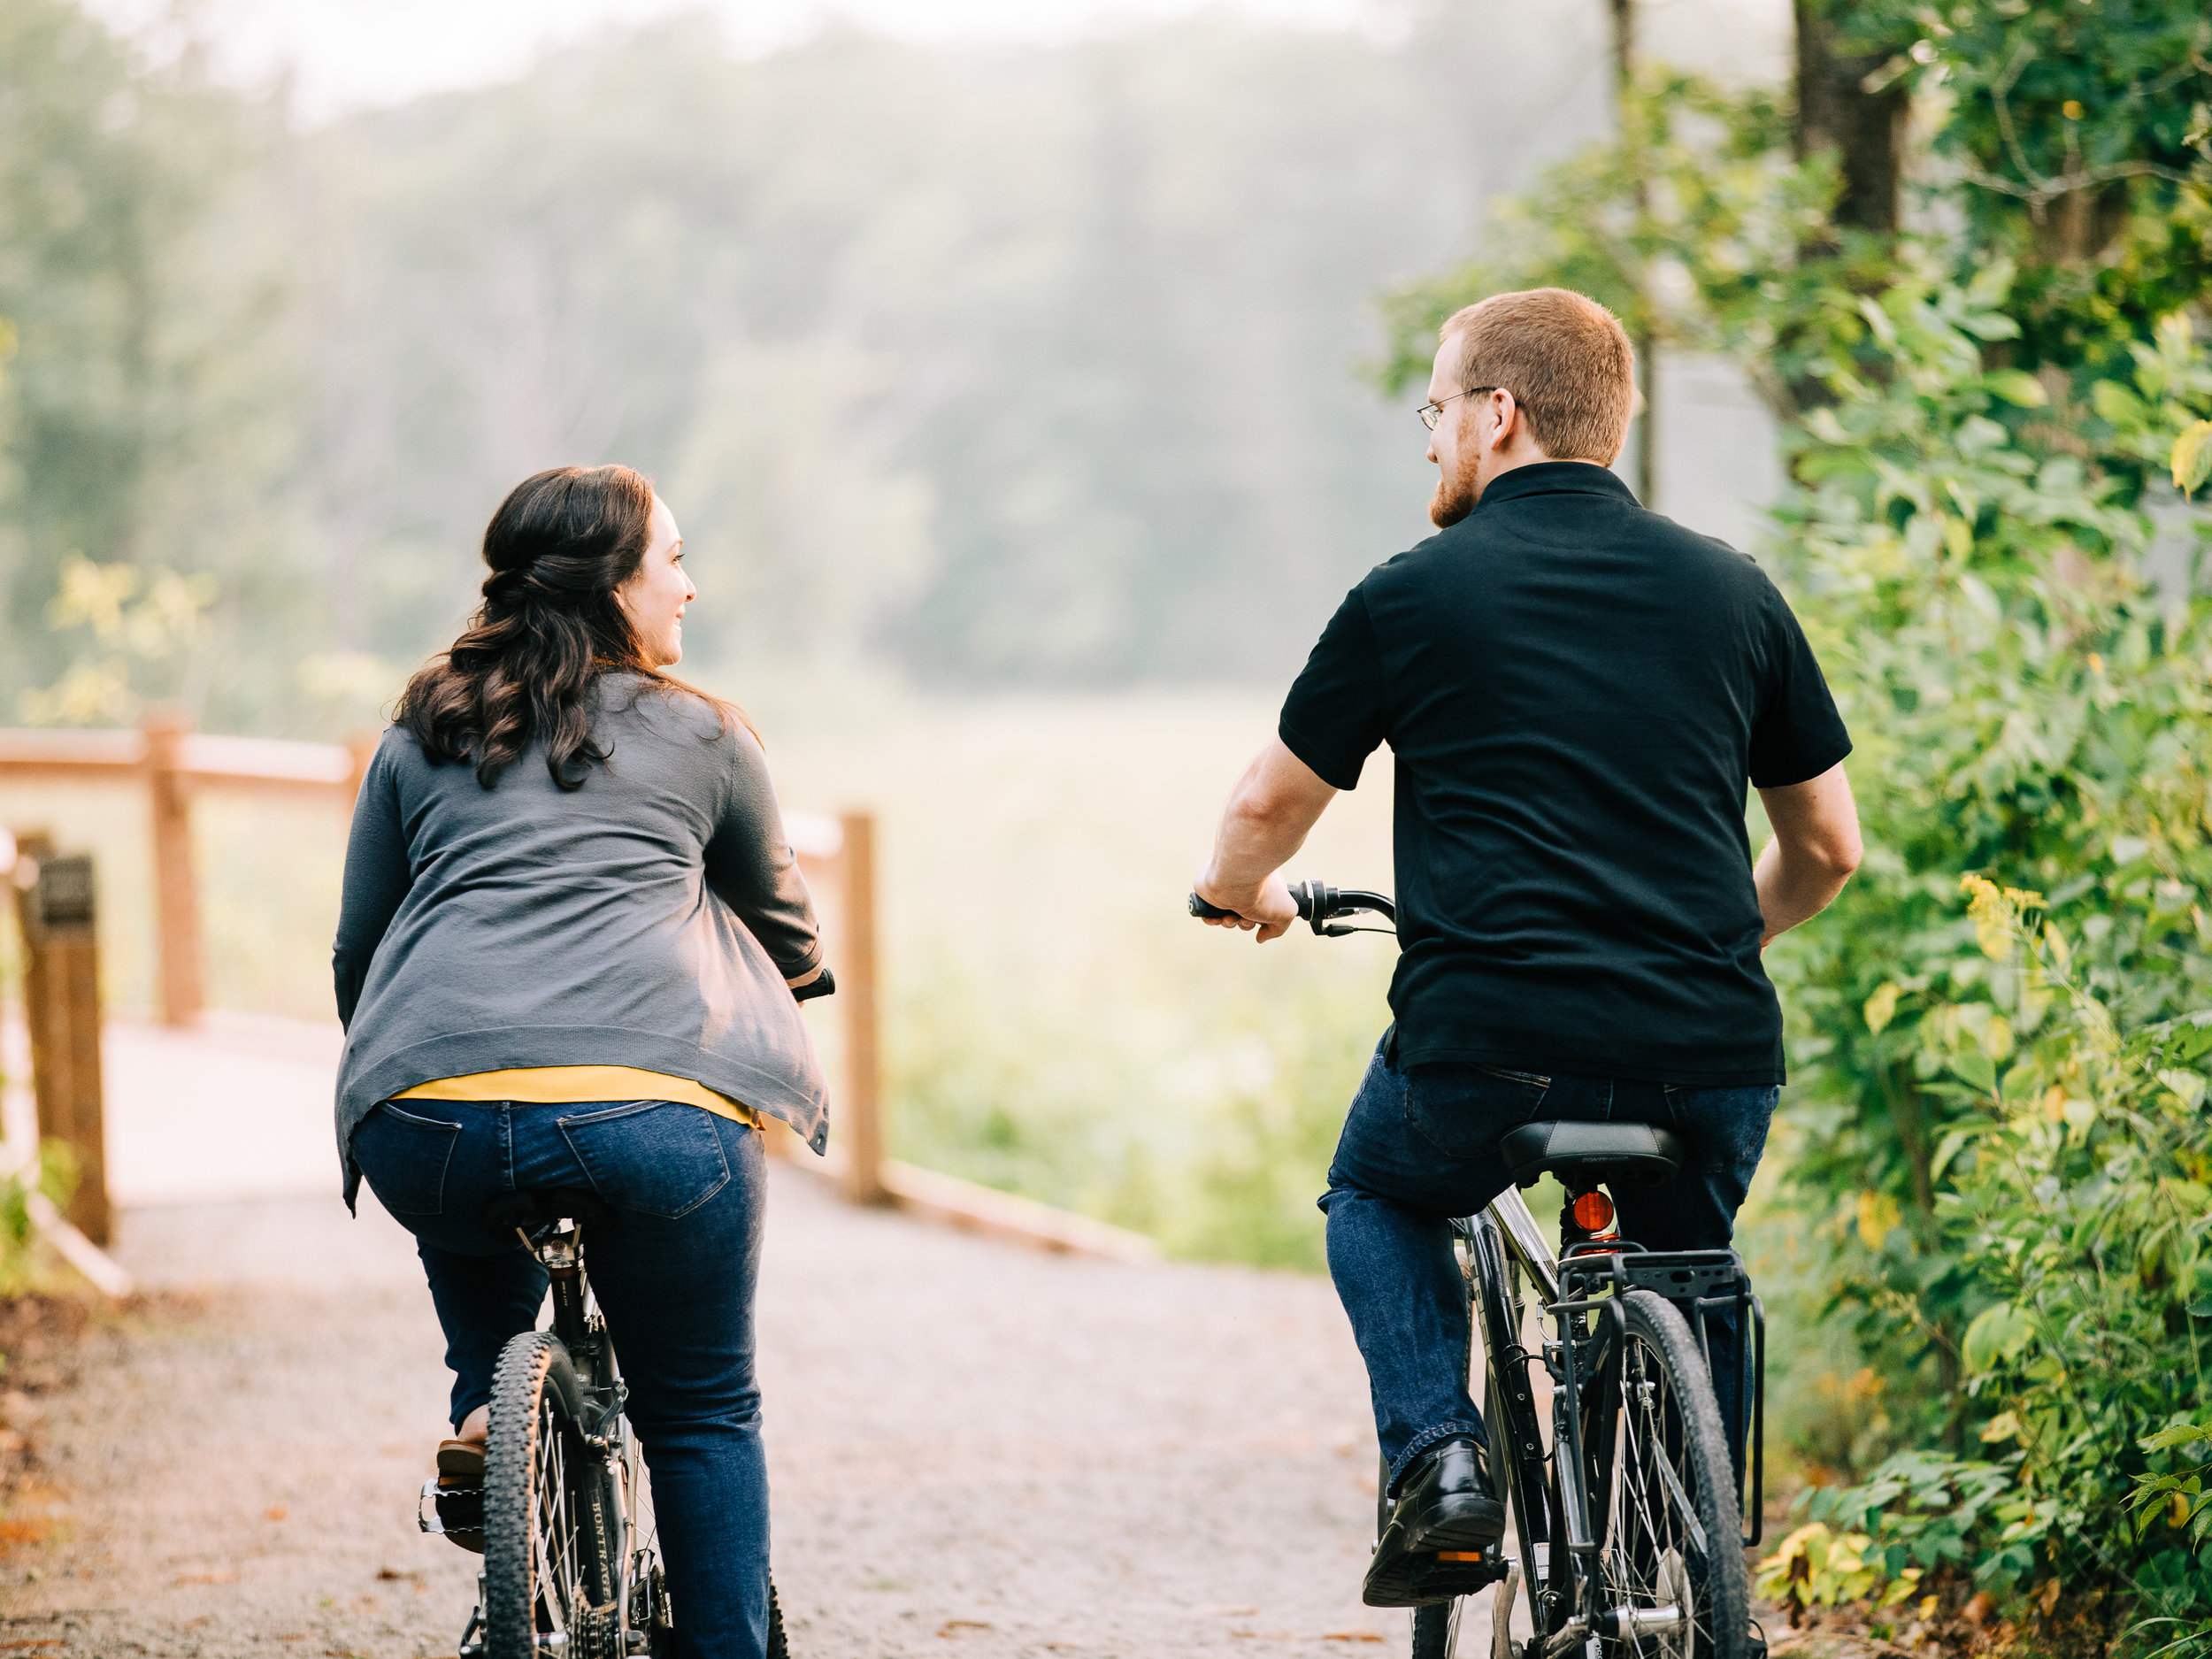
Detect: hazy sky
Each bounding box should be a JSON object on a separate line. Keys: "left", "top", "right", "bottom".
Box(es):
{"left": 86, "top": 0, "right": 1388, "bottom": 122}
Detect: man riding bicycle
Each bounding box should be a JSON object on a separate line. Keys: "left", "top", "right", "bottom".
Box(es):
{"left": 1194, "top": 288, "right": 1861, "bottom": 1609}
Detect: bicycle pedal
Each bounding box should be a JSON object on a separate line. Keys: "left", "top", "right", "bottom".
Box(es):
{"left": 1410, "top": 1548, "right": 1508, "bottom": 1599}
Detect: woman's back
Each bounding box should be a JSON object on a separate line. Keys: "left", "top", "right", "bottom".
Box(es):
{"left": 339, "top": 465, "right": 813, "bottom": 1659}
{"left": 334, "top": 672, "right": 829, "bottom": 1184}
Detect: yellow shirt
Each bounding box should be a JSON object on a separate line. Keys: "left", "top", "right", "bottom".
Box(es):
{"left": 395, "top": 1067, "right": 760, "bottom": 1128}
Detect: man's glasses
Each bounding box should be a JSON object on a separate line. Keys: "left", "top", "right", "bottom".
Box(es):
{"left": 1418, "top": 386, "right": 1500, "bottom": 431}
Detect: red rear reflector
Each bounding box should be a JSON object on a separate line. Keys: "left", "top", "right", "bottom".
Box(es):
{"left": 1571, "top": 1191, "right": 1616, "bottom": 1233}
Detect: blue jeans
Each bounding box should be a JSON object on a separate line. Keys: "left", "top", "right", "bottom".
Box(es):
{"left": 350, "top": 1097, "right": 771, "bottom": 1659}
{"left": 1319, "top": 1040, "right": 1776, "bottom": 1495}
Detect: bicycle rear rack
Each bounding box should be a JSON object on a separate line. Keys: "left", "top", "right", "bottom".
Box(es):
{"left": 1556, "top": 1246, "right": 1767, "bottom": 1547}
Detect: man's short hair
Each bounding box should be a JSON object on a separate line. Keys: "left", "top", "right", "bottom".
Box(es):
{"left": 1439, "top": 288, "right": 1635, "bottom": 464}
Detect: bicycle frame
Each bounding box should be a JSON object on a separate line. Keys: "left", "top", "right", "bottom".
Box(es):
{"left": 538, "top": 1223, "right": 656, "bottom": 1640}
{"left": 1461, "top": 1187, "right": 1766, "bottom": 1659}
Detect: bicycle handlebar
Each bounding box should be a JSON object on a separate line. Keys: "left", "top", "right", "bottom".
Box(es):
{"left": 1187, "top": 880, "right": 1396, "bottom": 936}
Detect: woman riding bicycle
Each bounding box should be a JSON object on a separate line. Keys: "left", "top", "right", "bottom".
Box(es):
{"left": 332, "top": 465, "right": 829, "bottom": 1659}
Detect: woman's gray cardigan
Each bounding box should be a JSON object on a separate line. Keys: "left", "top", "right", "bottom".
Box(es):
{"left": 331, "top": 676, "right": 829, "bottom": 1206}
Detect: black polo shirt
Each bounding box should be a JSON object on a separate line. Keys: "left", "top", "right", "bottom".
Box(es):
{"left": 1279, "top": 461, "right": 1849, "bottom": 1086}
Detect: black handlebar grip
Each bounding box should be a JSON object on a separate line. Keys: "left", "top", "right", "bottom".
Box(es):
{"left": 1188, "top": 893, "right": 1237, "bottom": 920}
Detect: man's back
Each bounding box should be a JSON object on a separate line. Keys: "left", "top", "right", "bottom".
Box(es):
{"left": 1279, "top": 461, "right": 1849, "bottom": 1086}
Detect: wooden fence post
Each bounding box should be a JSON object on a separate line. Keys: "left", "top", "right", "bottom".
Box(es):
{"left": 838, "top": 810, "right": 887, "bottom": 1206}
{"left": 142, "top": 708, "right": 204, "bottom": 1026}
{"left": 344, "top": 728, "right": 380, "bottom": 802}
{"left": 11, "top": 835, "right": 112, "bottom": 1247}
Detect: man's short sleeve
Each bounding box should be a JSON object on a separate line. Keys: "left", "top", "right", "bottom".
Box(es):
{"left": 1748, "top": 589, "right": 1852, "bottom": 789}
{"left": 1279, "top": 586, "right": 1388, "bottom": 790}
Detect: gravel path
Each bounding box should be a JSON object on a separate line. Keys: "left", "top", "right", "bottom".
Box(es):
{"left": 0, "top": 1164, "right": 1440, "bottom": 1658}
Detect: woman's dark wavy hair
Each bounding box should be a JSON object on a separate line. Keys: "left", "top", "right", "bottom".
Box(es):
{"left": 396, "top": 465, "right": 729, "bottom": 789}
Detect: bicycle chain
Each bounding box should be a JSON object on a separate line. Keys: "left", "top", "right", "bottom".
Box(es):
{"left": 572, "top": 1601, "right": 624, "bottom": 1659}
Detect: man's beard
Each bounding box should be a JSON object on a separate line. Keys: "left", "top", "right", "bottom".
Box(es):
{"left": 1429, "top": 453, "right": 1481, "bottom": 527}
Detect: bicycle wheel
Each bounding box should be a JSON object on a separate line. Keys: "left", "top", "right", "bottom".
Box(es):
{"left": 1412, "top": 1597, "right": 1466, "bottom": 1659}
{"left": 1590, "top": 1291, "right": 1747, "bottom": 1659}
{"left": 1472, "top": 1226, "right": 1551, "bottom": 1659}
{"left": 484, "top": 1331, "right": 622, "bottom": 1659}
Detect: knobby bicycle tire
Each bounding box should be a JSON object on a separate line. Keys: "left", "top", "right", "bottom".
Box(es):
{"left": 1412, "top": 1595, "right": 1466, "bottom": 1659}
{"left": 1586, "top": 1291, "right": 1747, "bottom": 1659}
{"left": 483, "top": 1330, "right": 622, "bottom": 1659}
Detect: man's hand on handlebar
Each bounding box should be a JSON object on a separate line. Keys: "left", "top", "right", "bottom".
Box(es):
{"left": 1191, "top": 871, "right": 1299, "bottom": 942}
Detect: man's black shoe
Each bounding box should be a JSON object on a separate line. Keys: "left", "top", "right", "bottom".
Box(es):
{"left": 1363, "top": 1435, "right": 1508, "bottom": 1608}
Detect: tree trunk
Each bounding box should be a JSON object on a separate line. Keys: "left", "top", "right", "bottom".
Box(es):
{"left": 1793, "top": 0, "right": 1907, "bottom": 237}
{"left": 1611, "top": 0, "right": 1657, "bottom": 505}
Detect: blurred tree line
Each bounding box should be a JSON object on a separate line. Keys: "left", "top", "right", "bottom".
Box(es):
{"left": 0, "top": 0, "right": 1663, "bottom": 732}
{"left": 1381, "top": 0, "right": 2212, "bottom": 1648}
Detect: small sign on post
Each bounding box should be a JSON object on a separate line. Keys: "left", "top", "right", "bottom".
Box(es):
{"left": 11, "top": 835, "right": 112, "bottom": 1247}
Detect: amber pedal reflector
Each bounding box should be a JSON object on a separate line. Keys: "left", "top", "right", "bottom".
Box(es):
{"left": 1571, "top": 1191, "right": 1616, "bottom": 1233}
{"left": 1437, "top": 1551, "right": 1487, "bottom": 1562}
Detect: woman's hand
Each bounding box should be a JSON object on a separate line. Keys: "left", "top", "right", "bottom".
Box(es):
{"left": 787, "top": 963, "right": 836, "bottom": 1002}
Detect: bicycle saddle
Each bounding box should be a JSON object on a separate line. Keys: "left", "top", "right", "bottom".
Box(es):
{"left": 480, "top": 1187, "right": 615, "bottom": 1247}
{"left": 1498, "top": 1121, "right": 1686, "bottom": 1189}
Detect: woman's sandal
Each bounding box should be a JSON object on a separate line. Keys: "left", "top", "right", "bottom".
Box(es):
{"left": 434, "top": 1438, "right": 486, "bottom": 1554}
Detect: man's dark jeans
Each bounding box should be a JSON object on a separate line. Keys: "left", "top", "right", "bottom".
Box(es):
{"left": 351, "top": 1097, "right": 770, "bottom": 1659}
{"left": 1319, "top": 1040, "right": 1776, "bottom": 1495}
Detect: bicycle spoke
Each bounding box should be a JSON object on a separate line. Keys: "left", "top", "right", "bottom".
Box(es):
{"left": 533, "top": 1408, "right": 585, "bottom": 1636}
{"left": 1593, "top": 1333, "right": 1718, "bottom": 1659}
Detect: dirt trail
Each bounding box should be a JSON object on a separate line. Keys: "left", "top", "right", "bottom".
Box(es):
{"left": 0, "top": 1164, "right": 1437, "bottom": 1657}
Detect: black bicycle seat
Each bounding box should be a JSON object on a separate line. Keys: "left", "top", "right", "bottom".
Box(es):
{"left": 480, "top": 1187, "right": 615, "bottom": 1247}
{"left": 1498, "top": 1121, "right": 1685, "bottom": 1189}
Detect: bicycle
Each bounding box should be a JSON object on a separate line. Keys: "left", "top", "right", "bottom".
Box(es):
{"left": 1190, "top": 882, "right": 1767, "bottom": 1659}
{"left": 419, "top": 1190, "right": 790, "bottom": 1659}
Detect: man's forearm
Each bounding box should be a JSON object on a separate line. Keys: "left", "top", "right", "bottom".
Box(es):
{"left": 1753, "top": 838, "right": 1852, "bottom": 943}
{"left": 1195, "top": 738, "right": 1338, "bottom": 941}
{"left": 1752, "top": 763, "right": 1863, "bottom": 945}
{"left": 1207, "top": 793, "right": 1315, "bottom": 902}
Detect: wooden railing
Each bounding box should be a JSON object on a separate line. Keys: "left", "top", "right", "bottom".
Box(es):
{"left": 0, "top": 713, "right": 377, "bottom": 1024}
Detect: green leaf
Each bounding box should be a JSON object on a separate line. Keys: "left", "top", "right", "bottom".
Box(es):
{"left": 1984, "top": 370, "right": 2047, "bottom": 408}
{"left": 1962, "top": 1302, "right": 2037, "bottom": 1373}
{"left": 2141, "top": 1423, "right": 2212, "bottom": 1453}
{"left": 1951, "top": 1049, "right": 1998, "bottom": 1095}
{"left": 2160, "top": 1069, "right": 2208, "bottom": 1110}
{"left": 1864, "top": 982, "right": 1901, "bottom": 1035}
{"left": 2176, "top": 420, "right": 2212, "bottom": 496}
{"left": 2092, "top": 379, "right": 2147, "bottom": 426}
